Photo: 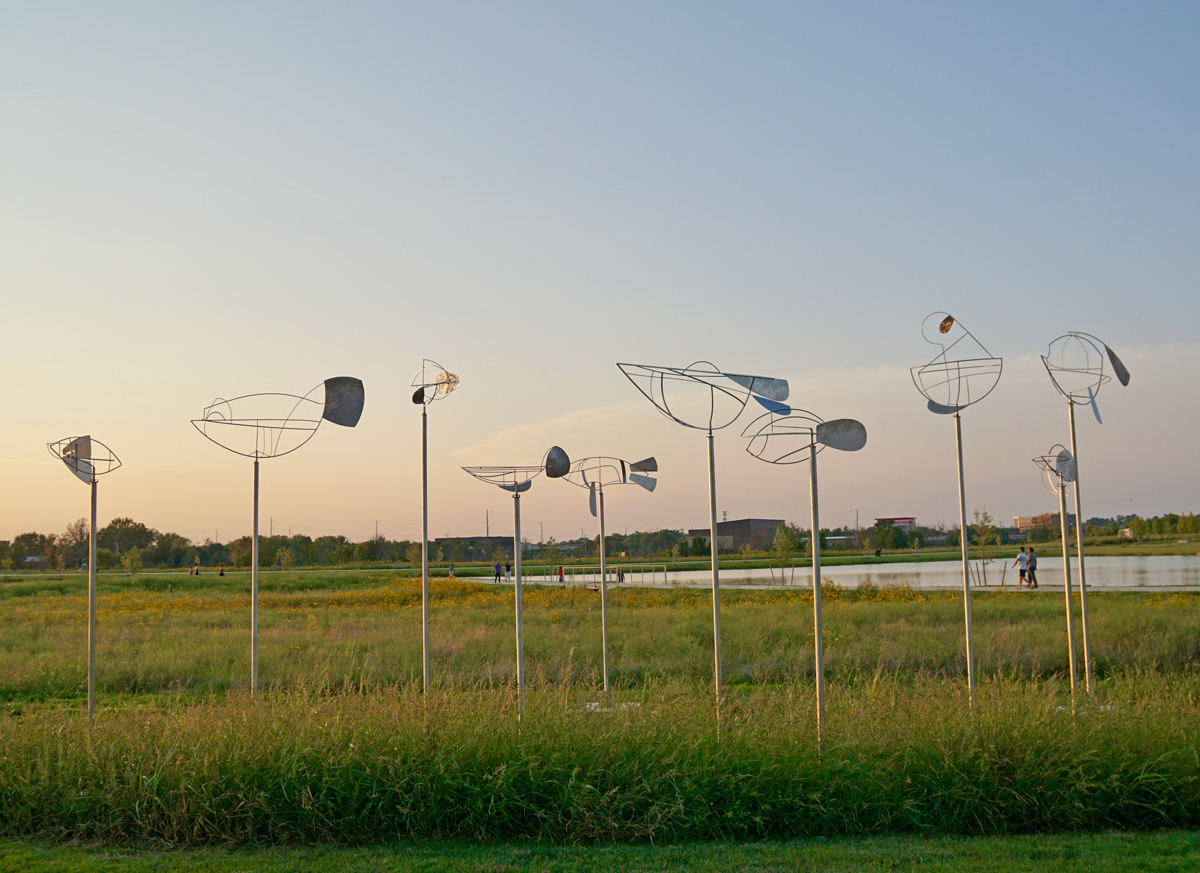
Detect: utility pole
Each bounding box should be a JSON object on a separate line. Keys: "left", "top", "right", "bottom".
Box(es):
{"left": 486, "top": 509, "right": 489, "bottom": 537}
{"left": 270, "top": 517, "right": 274, "bottom": 537}
{"left": 540, "top": 522, "right": 543, "bottom": 544}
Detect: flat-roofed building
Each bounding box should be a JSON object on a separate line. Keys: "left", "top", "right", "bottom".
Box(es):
{"left": 1013, "top": 512, "right": 1075, "bottom": 533}
{"left": 688, "top": 518, "right": 783, "bottom": 553}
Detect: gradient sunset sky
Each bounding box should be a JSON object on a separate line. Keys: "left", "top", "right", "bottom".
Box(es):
{"left": 2, "top": 3, "right": 1197, "bottom": 544}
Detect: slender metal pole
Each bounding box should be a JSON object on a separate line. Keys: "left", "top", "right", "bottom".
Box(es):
{"left": 421, "top": 405, "right": 430, "bottom": 694}
{"left": 707, "top": 430, "right": 722, "bottom": 707}
{"left": 954, "top": 413, "right": 975, "bottom": 705}
{"left": 598, "top": 484, "right": 610, "bottom": 699}
{"left": 252, "top": 458, "right": 259, "bottom": 697}
{"left": 809, "top": 434, "right": 824, "bottom": 741}
{"left": 1068, "top": 401, "right": 1093, "bottom": 694}
{"left": 1058, "top": 480, "right": 1078, "bottom": 696}
{"left": 513, "top": 491, "right": 524, "bottom": 718}
{"left": 88, "top": 477, "right": 97, "bottom": 722}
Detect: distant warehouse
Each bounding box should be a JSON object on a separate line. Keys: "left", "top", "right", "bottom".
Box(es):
{"left": 688, "top": 518, "right": 783, "bottom": 553}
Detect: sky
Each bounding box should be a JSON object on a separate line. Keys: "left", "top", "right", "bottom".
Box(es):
{"left": 2, "top": 2, "right": 1197, "bottom": 545}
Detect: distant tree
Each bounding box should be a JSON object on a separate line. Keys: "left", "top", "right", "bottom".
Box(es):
{"left": 1128, "top": 516, "right": 1146, "bottom": 543}
{"left": 970, "top": 509, "right": 999, "bottom": 558}
{"left": 407, "top": 542, "right": 423, "bottom": 568}
{"left": 691, "top": 537, "right": 709, "bottom": 557}
{"left": 60, "top": 518, "right": 89, "bottom": 568}
{"left": 120, "top": 546, "right": 143, "bottom": 576}
{"left": 276, "top": 547, "right": 296, "bottom": 570}
{"left": 98, "top": 517, "right": 157, "bottom": 553}
{"left": 544, "top": 537, "right": 562, "bottom": 569}
{"left": 770, "top": 523, "right": 798, "bottom": 577}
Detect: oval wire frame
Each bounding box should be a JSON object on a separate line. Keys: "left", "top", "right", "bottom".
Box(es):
{"left": 47, "top": 436, "right": 122, "bottom": 483}
{"left": 1040, "top": 332, "right": 1114, "bottom": 404}
{"left": 618, "top": 361, "right": 787, "bottom": 431}
{"left": 910, "top": 312, "right": 1003, "bottom": 413}
{"left": 192, "top": 384, "right": 326, "bottom": 460}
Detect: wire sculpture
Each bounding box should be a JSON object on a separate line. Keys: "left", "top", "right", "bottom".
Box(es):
{"left": 1033, "top": 445, "right": 1081, "bottom": 699}
{"left": 48, "top": 436, "right": 121, "bottom": 483}
{"left": 192, "top": 377, "right": 365, "bottom": 458}
{"left": 411, "top": 360, "right": 461, "bottom": 694}
{"left": 1042, "top": 332, "right": 1130, "bottom": 424}
{"left": 911, "top": 313, "right": 1003, "bottom": 414}
{"left": 1039, "top": 332, "right": 1130, "bottom": 695}
{"left": 617, "top": 361, "right": 789, "bottom": 431}
{"left": 412, "top": 359, "right": 460, "bottom": 406}
{"left": 910, "top": 313, "right": 1002, "bottom": 706}
{"left": 47, "top": 435, "right": 122, "bottom": 722}
{"left": 559, "top": 455, "right": 659, "bottom": 698}
{"left": 619, "top": 360, "right": 787, "bottom": 709}
{"left": 741, "top": 407, "right": 866, "bottom": 741}
{"left": 191, "top": 376, "right": 365, "bottom": 696}
{"left": 463, "top": 446, "right": 570, "bottom": 716}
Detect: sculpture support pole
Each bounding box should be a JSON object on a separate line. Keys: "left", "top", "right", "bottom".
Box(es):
{"left": 421, "top": 405, "right": 430, "bottom": 694}
{"left": 955, "top": 413, "right": 975, "bottom": 705}
{"left": 1068, "top": 402, "right": 1093, "bottom": 694}
{"left": 514, "top": 491, "right": 524, "bottom": 719}
{"left": 252, "top": 458, "right": 259, "bottom": 698}
{"left": 707, "top": 430, "right": 722, "bottom": 707}
{"left": 88, "top": 477, "right": 97, "bottom": 723}
{"left": 1059, "top": 479, "right": 1078, "bottom": 697}
{"left": 598, "top": 485, "right": 610, "bottom": 699}
{"left": 809, "top": 434, "right": 824, "bottom": 741}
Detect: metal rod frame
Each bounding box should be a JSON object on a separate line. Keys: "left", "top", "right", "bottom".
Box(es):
{"left": 1068, "top": 402, "right": 1093, "bottom": 694}
{"left": 422, "top": 407, "right": 430, "bottom": 694}
{"left": 809, "top": 433, "right": 825, "bottom": 741}
{"left": 598, "top": 485, "right": 610, "bottom": 699}
{"left": 514, "top": 491, "right": 524, "bottom": 720}
{"left": 1058, "top": 478, "right": 1078, "bottom": 697}
{"left": 707, "top": 430, "right": 722, "bottom": 707}
{"left": 955, "top": 413, "right": 976, "bottom": 705}
{"left": 88, "top": 477, "right": 97, "bottom": 722}
{"left": 252, "top": 459, "right": 259, "bottom": 697}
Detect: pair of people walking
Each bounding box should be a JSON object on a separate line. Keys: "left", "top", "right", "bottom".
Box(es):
{"left": 1012, "top": 546, "right": 1038, "bottom": 588}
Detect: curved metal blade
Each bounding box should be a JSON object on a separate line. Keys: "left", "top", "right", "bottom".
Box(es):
{"left": 62, "top": 436, "right": 95, "bottom": 484}
{"left": 727, "top": 373, "right": 789, "bottom": 402}
{"left": 412, "top": 387, "right": 425, "bottom": 405}
{"left": 323, "top": 377, "right": 365, "bottom": 427}
{"left": 589, "top": 483, "right": 597, "bottom": 517}
{"left": 500, "top": 480, "right": 533, "bottom": 493}
{"left": 816, "top": 419, "right": 867, "bottom": 452}
{"left": 544, "top": 445, "right": 570, "bottom": 478}
{"left": 1087, "top": 387, "right": 1103, "bottom": 425}
{"left": 927, "top": 399, "right": 959, "bottom": 415}
{"left": 629, "top": 473, "right": 657, "bottom": 492}
{"left": 1105, "top": 345, "right": 1130, "bottom": 387}
{"left": 1055, "top": 448, "right": 1077, "bottom": 483}
{"left": 630, "top": 457, "right": 658, "bottom": 473}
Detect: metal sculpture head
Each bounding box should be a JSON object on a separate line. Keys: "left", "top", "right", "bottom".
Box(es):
{"left": 1041, "top": 332, "right": 1129, "bottom": 423}
{"left": 741, "top": 406, "right": 867, "bottom": 465}
{"left": 910, "top": 312, "right": 1003, "bottom": 415}
{"left": 192, "top": 377, "right": 365, "bottom": 459}
{"left": 47, "top": 436, "right": 121, "bottom": 484}
{"left": 562, "top": 455, "right": 658, "bottom": 516}
{"left": 411, "top": 359, "right": 461, "bottom": 406}
{"left": 618, "top": 361, "right": 788, "bottom": 431}
{"left": 1033, "top": 445, "right": 1076, "bottom": 493}
{"left": 463, "top": 446, "right": 571, "bottom": 493}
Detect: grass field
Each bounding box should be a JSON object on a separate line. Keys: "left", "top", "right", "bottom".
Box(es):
{"left": 2, "top": 571, "right": 1199, "bottom": 701}
{"left": 4, "top": 831, "right": 1200, "bottom": 872}
{"left": 1, "top": 572, "right": 1199, "bottom": 848}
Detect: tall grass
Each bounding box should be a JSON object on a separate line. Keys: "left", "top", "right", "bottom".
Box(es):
{"left": 0, "top": 673, "right": 1197, "bottom": 844}
{"left": 2, "top": 578, "right": 1200, "bottom": 701}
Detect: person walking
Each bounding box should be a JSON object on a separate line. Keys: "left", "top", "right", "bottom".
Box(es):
{"left": 558, "top": 566, "right": 564, "bottom": 585}
{"left": 1027, "top": 547, "right": 1039, "bottom": 589}
{"left": 504, "top": 562, "right": 511, "bottom": 583}
{"left": 1012, "top": 546, "right": 1028, "bottom": 588}
{"left": 493, "top": 561, "right": 501, "bottom": 583}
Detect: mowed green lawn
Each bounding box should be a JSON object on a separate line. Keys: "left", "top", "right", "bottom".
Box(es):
{"left": 3, "top": 831, "right": 1200, "bottom": 872}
